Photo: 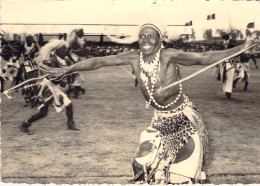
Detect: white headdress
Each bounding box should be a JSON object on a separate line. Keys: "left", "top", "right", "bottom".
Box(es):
{"left": 107, "top": 20, "right": 168, "bottom": 44}
{"left": 20, "top": 32, "right": 35, "bottom": 42}
{"left": 139, "top": 20, "right": 168, "bottom": 41}
{"left": 25, "top": 32, "right": 34, "bottom": 38}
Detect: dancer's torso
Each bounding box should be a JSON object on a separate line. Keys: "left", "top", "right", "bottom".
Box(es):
{"left": 130, "top": 49, "right": 184, "bottom": 111}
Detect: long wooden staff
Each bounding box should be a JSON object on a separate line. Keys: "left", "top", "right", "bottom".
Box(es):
{"left": 159, "top": 43, "right": 259, "bottom": 93}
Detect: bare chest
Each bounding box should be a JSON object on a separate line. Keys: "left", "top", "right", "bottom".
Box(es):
{"left": 133, "top": 59, "right": 179, "bottom": 100}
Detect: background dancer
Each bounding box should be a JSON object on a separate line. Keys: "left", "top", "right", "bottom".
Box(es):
{"left": 19, "top": 40, "right": 80, "bottom": 134}
{"left": 0, "top": 44, "right": 20, "bottom": 92}
{"left": 219, "top": 32, "right": 238, "bottom": 98}
{"left": 44, "top": 37, "right": 82, "bottom": 99}
{"left": 245, "top": 29, "right": 259, "bottom": 69}
{"left": 16, "top": 33, "right": 40, "bottom": 105}
{"left": 67, "top": 28, "right": 86, "bottom": 98}
{"left": 0, "top": 34, "right": 27, "bottom": 99}
{"left": 17, "top": 33, "right": 40, "bottom": 78}
{"left": 233, "top": 52, "right": 250, "bottom": 91}
{"left": 67, "top": 28, "right": 88, "bottom": 61}
{"left": 42, "top": 22, "right": 258, "bottom": 184}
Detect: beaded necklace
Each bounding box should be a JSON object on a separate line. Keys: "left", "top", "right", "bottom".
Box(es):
{"left": 139, "top": 49, "right": 182, "bottom": 109}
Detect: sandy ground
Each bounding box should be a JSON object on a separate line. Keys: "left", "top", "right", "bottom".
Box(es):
{"left": 1, "top": 58, "right": 260, "bottom": 184}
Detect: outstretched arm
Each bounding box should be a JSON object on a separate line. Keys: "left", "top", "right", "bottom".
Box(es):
{"left": 168, "top": 40, "right": 259, "bottom": 66}
{"left": 41, "top": 51, "right": 136, "bottom": 76}
{"left": 66, "top": 51, "right": 133, "bottom": 73}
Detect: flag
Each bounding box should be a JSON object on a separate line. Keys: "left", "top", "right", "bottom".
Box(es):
{"left": 185, "top": 21, "right": 192, "bottom": 26}
{"left": 247, "top": 22, "right": 254, "bottom": 29}
{"left": 207, "top": 14, "right": 215, "bottom": 20}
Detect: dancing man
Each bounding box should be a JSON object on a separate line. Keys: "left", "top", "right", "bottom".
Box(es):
{"left": 233, "top": 52, "right": 250, "bottom": 91}
{"left": 219, "top": 32, "right": 238, "bottom": 98}
{"left": 15, "top": 33, "right": 40, "bottom": 105}
{"left": 17, "top": 33, "right": 39, "bottom": 78}
{"left": 19, "top": 40, "right": 80, "bottom": 134}
{"left": 66, "top": 28, "right": 86, "bottom": 98}
{"left": 42, "top": 23, "right": 258, "bottom": 184}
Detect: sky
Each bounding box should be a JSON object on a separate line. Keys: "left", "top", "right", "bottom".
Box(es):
{"left": 1, "top": 0, "right": 260, "bottom": 40}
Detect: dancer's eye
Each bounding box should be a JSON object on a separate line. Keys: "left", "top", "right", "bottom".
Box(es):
{"left": 148, "top": 35, "right": 155, "bottom": 40}
{"left": 140, "top": 35, "right": 145, "bottom": 40}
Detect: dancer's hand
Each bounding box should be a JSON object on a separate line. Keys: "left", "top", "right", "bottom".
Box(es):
{"left": 40, "top": 64, "right": 69, "bottom": 77}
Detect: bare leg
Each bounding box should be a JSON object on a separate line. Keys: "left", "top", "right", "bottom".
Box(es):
{"left": 0, "top": 76, "right": 4, "bottom": 93}
{"left": 244, "top": 72, "right": 249, "bottom": 91}
{"left": 66, "top": 103, "right": 80, "bottom": 130}
{"left": 20, "top": 99, "right": 52, "bottom": 133}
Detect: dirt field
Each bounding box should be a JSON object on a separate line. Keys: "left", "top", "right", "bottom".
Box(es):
{"left": 1, "top": 58, "right": 260, "bottom": 184}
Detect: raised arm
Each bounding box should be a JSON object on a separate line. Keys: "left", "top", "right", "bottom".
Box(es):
{"left": 167, "top": 40, "right": 258, "bottom": 66}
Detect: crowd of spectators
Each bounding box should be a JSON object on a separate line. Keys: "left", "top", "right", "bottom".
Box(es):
{"left": 1, "top": 33, "right": 259, "bottom": 60}
{"left": 85, "top": 42, "right": 136, "bottom": 57}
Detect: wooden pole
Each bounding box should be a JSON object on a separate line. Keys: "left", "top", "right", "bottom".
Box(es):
{"left": 159, "top": 43, "right": 259, "bottom": 93}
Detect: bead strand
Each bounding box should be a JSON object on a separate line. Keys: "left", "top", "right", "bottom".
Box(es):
{"left": 149, "top": 84, "right": 182, "bottom": 109}
{"left": 140, "top": 48, "right": 182, "bottom": 109}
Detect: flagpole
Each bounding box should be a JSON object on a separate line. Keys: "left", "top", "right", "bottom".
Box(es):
{"left": 228, "top": 12, "right": 232, "bottom": 34}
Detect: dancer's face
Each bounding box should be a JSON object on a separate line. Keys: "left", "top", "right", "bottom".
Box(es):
{"left": 138, "top": 26, "right": 161, "bottom": 55}
{"left": 77, "top": 29, "right": 84, "bottom": 37}
{"left": 26, "top": 36, "right": 33, "bottom": 44}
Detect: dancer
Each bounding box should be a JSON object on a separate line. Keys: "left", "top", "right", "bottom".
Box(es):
{"left": 233, "top": 53, "right": 250, "bottom": 91}
{"left": 66, "top": 28, "right": 86, "bottom": 97}
{"left": 0, "top": 40, "right": 23, "bottom": 95}
{"left": 16, "top": 33, "right": 40, "bottom": 104}
{"left": 42, "top": 23, "right": 258, "bottom": 184}
{"left": 17, "top": 33, "right": 39, "bottom": 76}
{"left": 245, "top": 29, "right": 258, "bottom": 69}
{"left": 67, "top": 28, "right": 88, "bottom": 61}
{"left": 219, "top": 32, "right": 238, "bottom": 98}
{"left": 19, "top": 40, "right": 80, "bottom": 134}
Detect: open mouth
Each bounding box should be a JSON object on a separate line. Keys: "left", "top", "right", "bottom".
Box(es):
{"left": 143, "top": 46, "right": 152, "bottom": 50}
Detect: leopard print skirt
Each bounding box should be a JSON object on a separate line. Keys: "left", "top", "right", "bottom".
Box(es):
{"left": 152, "top": 95, "right": 208, "bottom": 169}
